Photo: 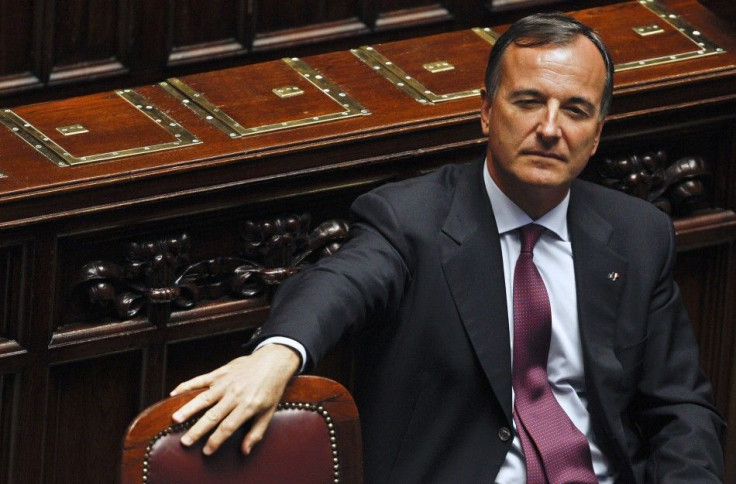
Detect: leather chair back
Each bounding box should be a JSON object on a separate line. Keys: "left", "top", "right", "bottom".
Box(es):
{"left": 121, "top": 375, "right": 362, "bottom": 483}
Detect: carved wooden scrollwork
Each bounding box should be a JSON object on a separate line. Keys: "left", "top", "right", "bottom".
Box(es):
{"left": 74, "top": 215, "right": 349, "bottom": 325}
{"left": 75, "top": 234, "right": 192, "bottom": 326}
{"left": 596, "top": 150, "right": 712, "bottom": 216}
{"left": 177, "top": 216, "right": 349, "bottom": 305}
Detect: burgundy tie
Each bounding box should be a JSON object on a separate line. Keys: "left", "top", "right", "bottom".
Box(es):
{"left": 512, "top": 224, "right": 597, "bottom": 484}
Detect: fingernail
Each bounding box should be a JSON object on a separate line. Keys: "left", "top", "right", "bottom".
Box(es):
{"left": 203, "top": 446, "right": 212, "bottom": 456}
{"left": 172, "top": 412, "right": 183, "bottom": 422}
{"left": 181, "top": 435, "right": 192, "bottom": 446}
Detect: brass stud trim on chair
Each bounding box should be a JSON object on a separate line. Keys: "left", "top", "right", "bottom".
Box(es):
{"left": 141, "top": 404, "right": 344, "bottom": 482}
{"left": 277, "top": 401, "right": 343, "bottom": 483}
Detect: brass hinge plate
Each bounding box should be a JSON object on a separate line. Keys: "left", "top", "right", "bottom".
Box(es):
{"left": 0, "top": 89, "right": 201, "bottom": 167}
{"left": 616, "top": 0, "right": 726, "bottom": 71}
{"left": 350, "top": 27, "right": 496, "bottom": 105}
{"left": 160, "top": 58, "right": 370, "bottom": 139}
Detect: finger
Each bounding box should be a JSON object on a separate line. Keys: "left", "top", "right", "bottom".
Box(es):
{"left": 170, "top": 372, "right": 216, "bottom": 396}
{"left": 203, "top": 404, "right": 260, "bottom": 455}
{"left": 242, "top": 406, "right": 278, "bottom": 455}
{"left": 173, "top": 387, "right": 220, "bottom": 424}
{"left": 180, "top": 397, "right": 236, "bottom": 449}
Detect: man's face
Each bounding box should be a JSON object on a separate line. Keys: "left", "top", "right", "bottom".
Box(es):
{"left": 481, "top": 36, "right": 606, "bottom": 211}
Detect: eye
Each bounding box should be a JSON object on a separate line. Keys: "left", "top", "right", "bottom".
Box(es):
{"left": 564, "top": 106, "right": 592, "bottom": 119}
{"left": 514, "top": 98, "right": 541, "bottom": 108}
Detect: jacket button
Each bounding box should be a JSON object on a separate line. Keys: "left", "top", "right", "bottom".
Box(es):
{"left": 498, "top": 427, "right": 512, "bottom": 442}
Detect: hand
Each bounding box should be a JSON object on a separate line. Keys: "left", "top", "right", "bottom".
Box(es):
{"left": 170, "top": 344, "right": 301, "bottom": 455}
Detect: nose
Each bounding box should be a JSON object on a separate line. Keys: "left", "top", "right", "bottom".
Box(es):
{"left": 537, "top": 102, "right": 561, "bottom": 140}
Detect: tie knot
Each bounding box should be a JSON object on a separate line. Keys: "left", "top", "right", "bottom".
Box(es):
{"left": 519, "top": 224, "right": 545, "bottom": 253}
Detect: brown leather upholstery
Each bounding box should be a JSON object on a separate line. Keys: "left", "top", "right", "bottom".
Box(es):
{"left": 121, "top": 375, "right": 362, "bottom": 483}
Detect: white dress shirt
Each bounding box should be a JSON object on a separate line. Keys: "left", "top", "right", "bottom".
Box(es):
{"left": 484, "top": 165, "right": 615, "bottom": 483}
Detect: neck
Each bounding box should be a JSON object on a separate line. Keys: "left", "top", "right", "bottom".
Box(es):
{"left": 489, "top": 173, "right": 569, "bottom": 220}
{"left": 507, "top": 185, "right": 567, "bottom": 220}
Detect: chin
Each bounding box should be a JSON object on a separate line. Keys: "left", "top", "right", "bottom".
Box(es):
{"left": 517, "top": 169, "right": 570, "bottom": 189}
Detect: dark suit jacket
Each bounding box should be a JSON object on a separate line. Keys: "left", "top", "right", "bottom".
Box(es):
{"left": 257, "top": 159, "right": 724, "bottom": 483}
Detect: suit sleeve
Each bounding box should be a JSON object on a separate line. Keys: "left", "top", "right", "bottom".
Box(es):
{"left": 631, "top": 217, "right": 725, "bottom": 482}
{"left": 250, "top": 190, "right": 413, "bottom": 371}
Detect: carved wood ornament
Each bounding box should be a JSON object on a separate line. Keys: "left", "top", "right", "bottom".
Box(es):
{"left": 74, "top": 215, "right": 349, "bottom": 326}
{"left": 596, "top": 150, "right": 713, "bottom": 216}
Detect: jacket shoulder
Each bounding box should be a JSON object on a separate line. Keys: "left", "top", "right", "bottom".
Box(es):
{"left": 572, "top": 179, "right": 671, "bottom": 227}
{"left": 353, "top": 161, "right": 477, "bottom": 221}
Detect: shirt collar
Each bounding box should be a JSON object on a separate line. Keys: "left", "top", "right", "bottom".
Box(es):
{"left": 482, "top": 161, "right": 570, "bottom": 242}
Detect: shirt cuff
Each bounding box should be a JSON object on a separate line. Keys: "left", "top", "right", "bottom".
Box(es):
{"left": 255, "top": 337, "right": 308, "bottom": 374}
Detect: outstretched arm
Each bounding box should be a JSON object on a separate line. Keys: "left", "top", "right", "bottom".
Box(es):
{"left": 169, "top": 187, "right": 413, "bottom": 455}
{"left": 169, "top": 343, "right": 301, "bottom": 455}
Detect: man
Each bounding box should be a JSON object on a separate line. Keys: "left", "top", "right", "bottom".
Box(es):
{"left": 170, "top": 13, "right": 725, "bottom": 483}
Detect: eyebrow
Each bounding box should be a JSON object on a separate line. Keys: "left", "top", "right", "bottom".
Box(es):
{"left": 510, "top": 89, "right": 598, "bottom": 113}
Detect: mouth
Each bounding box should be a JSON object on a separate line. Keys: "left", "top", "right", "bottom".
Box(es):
{"left": 521, "top": 150, "right": 566, "bottom": 162}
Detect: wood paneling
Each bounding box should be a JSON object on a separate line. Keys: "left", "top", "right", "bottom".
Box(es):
{"left": 0, "top": 1, "right": 42, "bottom": 95}
{"left": 45, "top": 0, "right": 129, "bottom": 85}
{"left": 45, "top": 352, "right": 142, "bottom": 483}
{"left": 0, "top": 242, "right": 31, "bottom": 357}
{"left": 374, "top": 0, "right": 453, "bottom": 31}
{"left": 675, "top": 246, "right": 735, "bottom": 402}
{"left": 0, "top": 0, "right": 495, "bottom": 106}
{"left": 0, "top": 374, "right": 15, "bottom": 484}
{"left": 167, "top": 0, "right": 249, "bottom": 66}
{"left": 0, "top": 246, "right": 21, "bottom": 342}
{"left": 253, "top": 0, "right": 368, "bottom": 52}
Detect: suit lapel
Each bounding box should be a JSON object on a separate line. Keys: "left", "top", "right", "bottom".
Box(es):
{"left": 439, "top": 160, "right": 513, "bottom": 423}
{"left": 568, "top": 184, "right": 627, "bottom": 380}
{"left": 568, "top": 182, "right": 630, "bottom": 454}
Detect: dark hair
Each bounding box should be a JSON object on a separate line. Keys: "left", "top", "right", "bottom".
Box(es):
{"left": 484, "top": 12, "right": 614, "bottom": 119}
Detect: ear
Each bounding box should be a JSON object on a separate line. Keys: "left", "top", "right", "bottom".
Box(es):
{"left": 480, "top": 88, "right": 492, "bottom": 136}
{"left": 589, "top": 119, "right": 605, "bottom": 156}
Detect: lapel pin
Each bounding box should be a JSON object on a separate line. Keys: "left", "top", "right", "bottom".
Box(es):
{"left": 608, "top": 271, "right": 620, "bottom": 282}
